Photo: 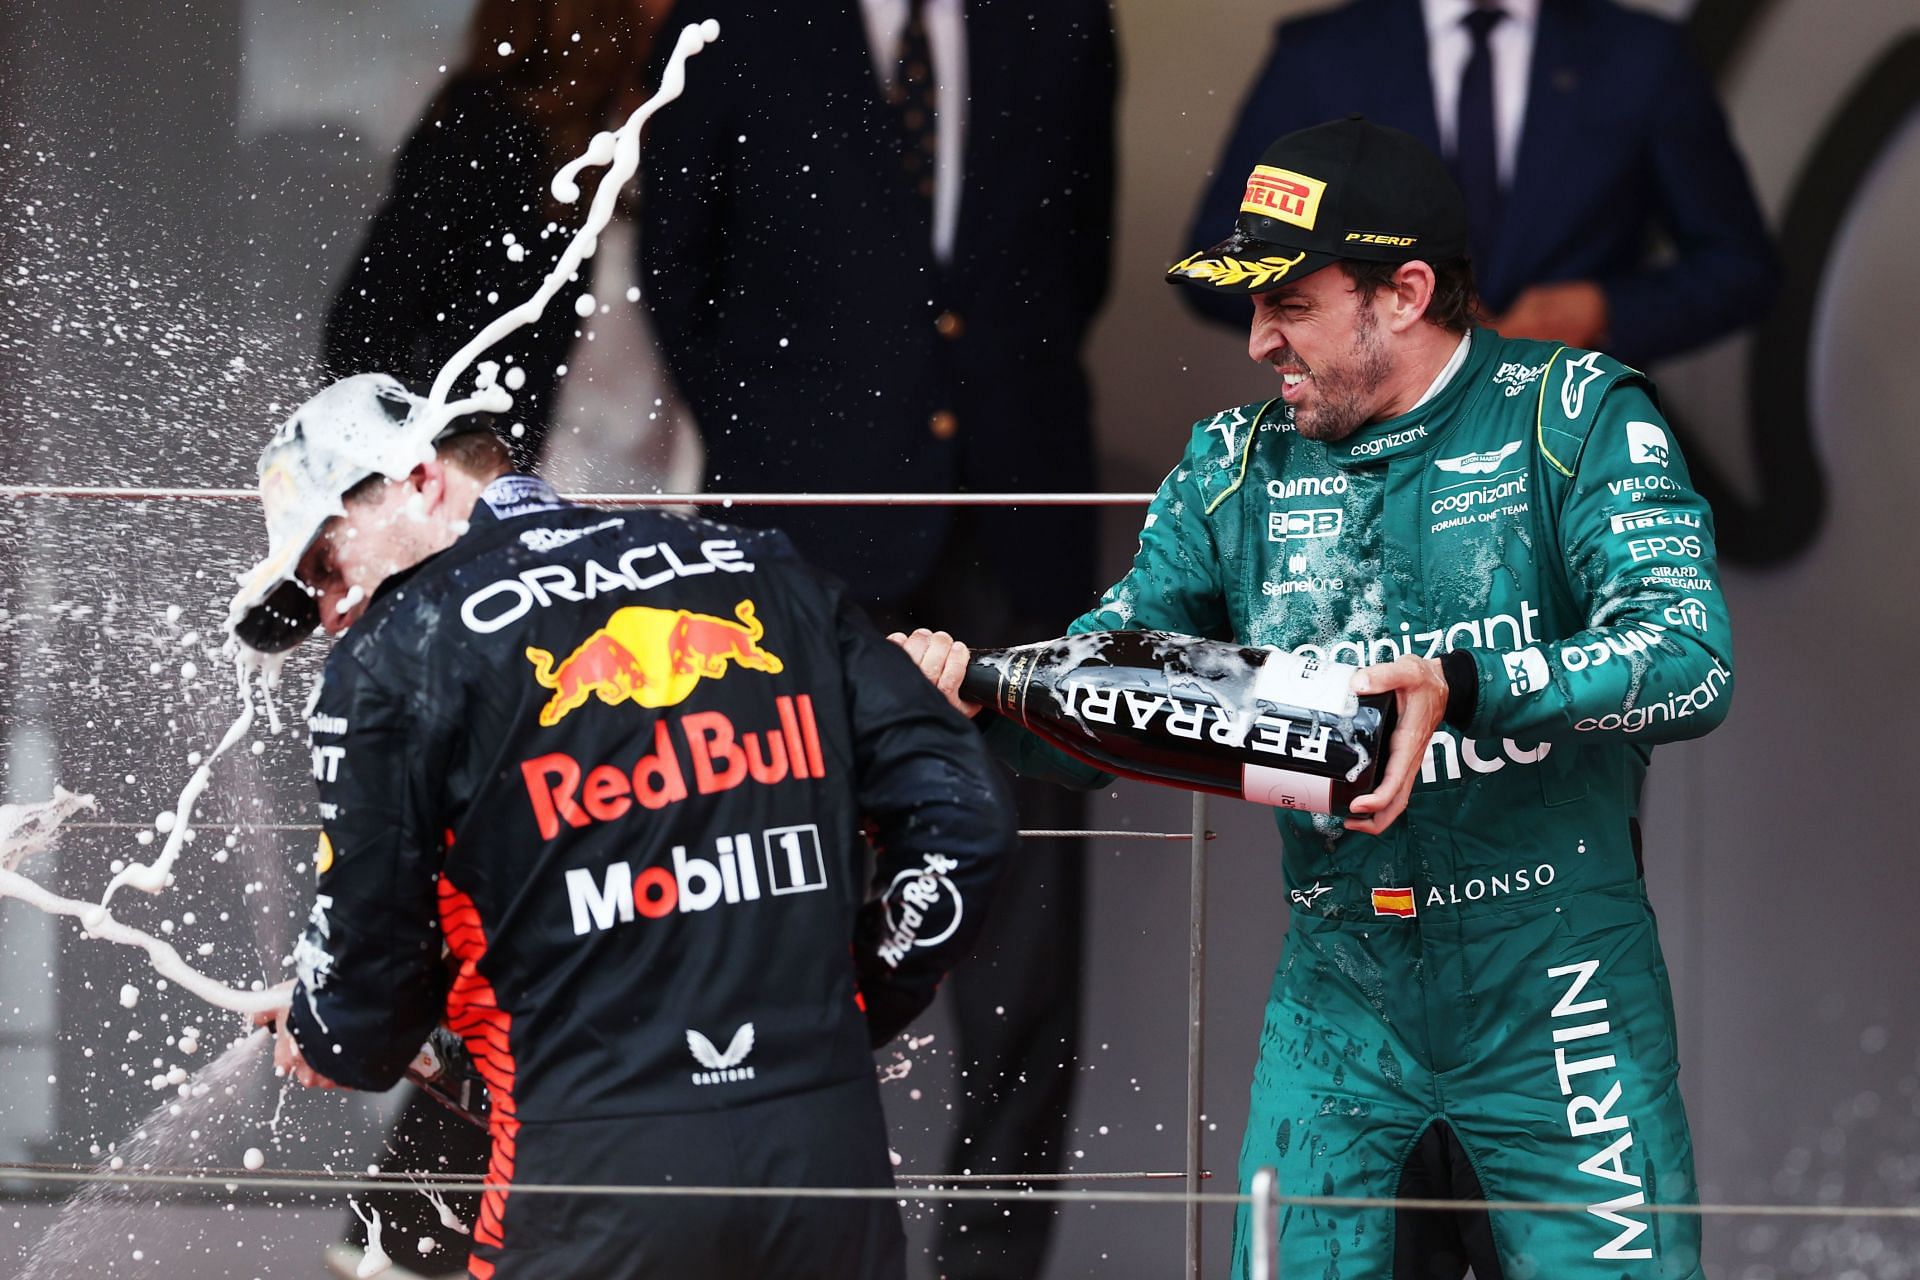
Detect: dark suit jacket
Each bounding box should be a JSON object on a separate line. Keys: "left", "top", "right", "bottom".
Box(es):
{"left": 641, "top": 0, "right": 1116, "bottom": 617}
{"left": 1181, "top": 0, "right": 1776, "bottom": 367}
{"left": 324, "top": 83, "right": 595, "bottom": 469}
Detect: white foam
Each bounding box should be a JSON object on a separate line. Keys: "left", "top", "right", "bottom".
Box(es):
{"left": 98, "top": 660, "right": 258, "bottom": 909}
{"left": 414, "top": 1177, "right": 471, "bottom": 1235}
{"left": 348, "top": 1200, "right": 394, "bottom": 1278}
{"left": 0, "top": 787, "right": 95, "bottom": 873}
{"left": 425, "top": 21, "right": 720, "bottom": 420}
{"left": 0, "top": 866, "right": 281, "bottom": 1015}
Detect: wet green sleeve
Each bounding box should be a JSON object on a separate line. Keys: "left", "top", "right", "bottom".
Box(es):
{"left": 1461, "top": 384, "right": 1734, "bottom": 743}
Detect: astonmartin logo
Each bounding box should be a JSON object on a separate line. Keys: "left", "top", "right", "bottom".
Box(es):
{"left": 1433, "top": 440, "right": 1524, "bottom": 475}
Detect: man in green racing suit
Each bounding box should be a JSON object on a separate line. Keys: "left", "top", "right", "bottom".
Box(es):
{"left": 895, "top": 118, "right": 1730, "bottom": 1277}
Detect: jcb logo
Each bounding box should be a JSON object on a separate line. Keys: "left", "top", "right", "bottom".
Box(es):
{"left": 1268, "top": 508, "right": 1343, "bottom": 542}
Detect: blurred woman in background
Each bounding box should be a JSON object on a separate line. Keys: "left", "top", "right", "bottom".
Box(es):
{"left": 324, "top": 0, "right": 694, "bottom": 489}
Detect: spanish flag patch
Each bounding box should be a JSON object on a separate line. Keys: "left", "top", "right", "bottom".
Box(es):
{"left": 1371, "top": 886, "right": 1416, "bottom": 919}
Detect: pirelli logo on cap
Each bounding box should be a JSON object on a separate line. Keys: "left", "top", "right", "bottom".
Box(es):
{"left": 1371, "top": 886, "right": 1417, "bottom": 918}
{"left": 1241, "top": 165, "right": 1326, "bottom": 230}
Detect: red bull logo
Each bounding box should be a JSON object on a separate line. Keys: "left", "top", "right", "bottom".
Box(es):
{"left": 525, "top": 600, "right": 783, "bottom": 726}
{"left": 521, "top": 696, "right": 828, "bottom": 839}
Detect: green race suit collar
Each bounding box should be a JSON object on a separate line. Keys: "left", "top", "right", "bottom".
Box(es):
{"left": 1325, "top": 328, "right": 1497, "bottom": 469}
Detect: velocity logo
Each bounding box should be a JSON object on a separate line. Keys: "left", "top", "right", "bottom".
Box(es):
{"left": 687, "top": 1023, "right": 755, "bottom": 1086}
{"left": 1433, "top": 440, "right": 1523, "bottom": 475}
{"left": 525, "top": 600, "right": 782, "bottom": 726}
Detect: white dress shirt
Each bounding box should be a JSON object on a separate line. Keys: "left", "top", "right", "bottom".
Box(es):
{"left": 1421, "top": 0, "right": 1539, "bottom": 187}
{"left": 860, "top": 0, "right": 968, "bottom": 263}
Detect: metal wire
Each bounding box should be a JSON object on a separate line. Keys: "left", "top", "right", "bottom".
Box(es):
{"left": 63, "top": 821, "right": 1209, "bottom": 842}
{"left": 0, "top": 1160, "right": 1192, "bottom": 1187}
{"left": 1184, "top": 791, "right": 1208, "bottom": 1280}
{"left": 0, "top": 486, "right": 1155, "bottom": 507}
{"left": 3, "top": 1161, "right": 1920, "bottom": 1223}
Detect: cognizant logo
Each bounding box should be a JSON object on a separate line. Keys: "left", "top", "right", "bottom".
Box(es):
{"left": 1348, "top": 425, "right": 1428, "bottom": 457}
{"left": 1431, "top": 471, "right": 1529, "bottom": 515}
{"left": 1574, "top": 658, "right": 1730, "bottom": 733}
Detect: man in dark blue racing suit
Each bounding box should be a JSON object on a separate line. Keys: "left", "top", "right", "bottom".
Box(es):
{"left": 232, "top": 375, "right": 1015, "bottom": 1279}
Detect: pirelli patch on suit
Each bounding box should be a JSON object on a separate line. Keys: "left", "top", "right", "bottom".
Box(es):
{"left": 1241, "top": 165, "right": 1327, "bottom": 230}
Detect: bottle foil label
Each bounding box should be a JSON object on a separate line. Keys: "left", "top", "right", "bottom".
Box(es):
{"left": 1241, "top": 762, "right": 1333, "bottom": 813}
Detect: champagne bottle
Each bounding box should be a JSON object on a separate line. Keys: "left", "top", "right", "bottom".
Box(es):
{"left": 408, "top": 1025, "right": 490, "bottom": 1129}
{"left": 961, "top": 631, "right": 1396, "bottom": 817}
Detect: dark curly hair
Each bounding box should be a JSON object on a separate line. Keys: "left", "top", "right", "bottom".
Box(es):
{"left": 1337, "top": 258, "right": 1480, "bottom": 334}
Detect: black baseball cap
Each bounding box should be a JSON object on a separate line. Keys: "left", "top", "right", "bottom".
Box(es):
{"left": 1169, "top": 116, "right": 1470, "bottom": 294}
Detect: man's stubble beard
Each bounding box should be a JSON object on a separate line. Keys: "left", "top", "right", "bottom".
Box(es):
{"left": 1291, "top": 298, "right": 1393, "bottom": 444}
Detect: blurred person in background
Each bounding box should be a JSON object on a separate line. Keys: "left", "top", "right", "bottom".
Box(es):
{"left": 640, "top": 2, "right": 1117, "bottom": 1275}
{"left": 1181, "top": 0, "right": 1776, "bottom": 367}
{"left": 317, "top": 3, "right": 681, "bottom": 1273}
{"left": 324, "top": 0, "right": 697, "bottom": 490}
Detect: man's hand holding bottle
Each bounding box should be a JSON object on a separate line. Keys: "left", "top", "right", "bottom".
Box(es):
{"left": 889, "top": 629, "right": 982, "bottom": 719}
{"left": 887, "top": 628, "right": 1449, "bottom": 833}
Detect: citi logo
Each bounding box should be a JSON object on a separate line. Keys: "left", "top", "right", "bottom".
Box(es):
{"left": 688, "top": 1023, "right": 756, "bottom": 1086}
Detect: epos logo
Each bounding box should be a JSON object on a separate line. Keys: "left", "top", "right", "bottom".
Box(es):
{"left": 564, "top": 824, "right": 828, "bottom": 935}
{"left": 1268, "top": 508, "right": 1342, "bottom": 542}
{"left": 1628, "top": 535, "right": 1703, "bottom": 563}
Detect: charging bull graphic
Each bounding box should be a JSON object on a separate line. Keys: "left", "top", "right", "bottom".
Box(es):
{"left": 525, "top": 600, "right": 784, "bottom": 726}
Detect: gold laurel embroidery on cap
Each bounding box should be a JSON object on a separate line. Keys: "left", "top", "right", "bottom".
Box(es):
{"left": 1170, "top": 251, "right": 1307, "bottom": 289}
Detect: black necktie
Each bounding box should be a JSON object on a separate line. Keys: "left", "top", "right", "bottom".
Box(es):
{"left": 888, "top": 0, "right": 938, "bottom": 208}
{"left": 1453, "top": 4, "right": 1506, "bottom": 272}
